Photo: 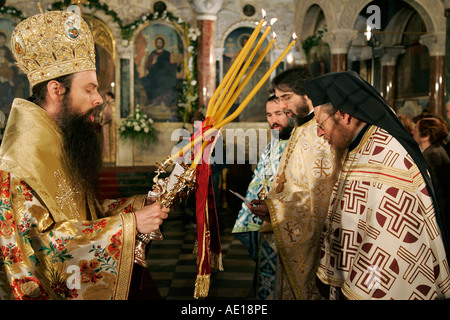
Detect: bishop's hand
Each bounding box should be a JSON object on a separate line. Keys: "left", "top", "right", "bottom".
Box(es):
{"left": 134, "top": 201, "right": 169, "bottom": 234}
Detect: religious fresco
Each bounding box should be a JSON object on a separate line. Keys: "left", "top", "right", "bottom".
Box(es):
{"left": 222, "top": 27, "right": 270, "bottom": 122}
{"left": 134, "top": 21, "right": 186, "bottom": 122}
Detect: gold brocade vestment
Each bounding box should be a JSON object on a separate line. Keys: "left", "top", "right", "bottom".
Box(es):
{"left": 266, "top": 117, "right": 336, "bottom": 299}
{"left": 0, "top": 99, "right": 145, "bottom": 300}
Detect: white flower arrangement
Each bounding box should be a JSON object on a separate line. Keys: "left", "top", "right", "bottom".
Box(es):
{"left": 188, "top": 28, "right": 201, "bottom": 41}
{"left": 118, "top": 105, "right": 157, "bottom": 145}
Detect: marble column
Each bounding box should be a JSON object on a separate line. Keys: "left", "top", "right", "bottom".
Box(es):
{"left": 380, "top": 46, "right": 405, "bottom": 109}
{"left": 322, "top": 29, "right": 358, "bottom": 72}
{"left": 191, "top": 0, "right": 223, "bottom": 109}
{"left": 116, "top": 43, "right": 135, "bottom": 166}
{"left": 116, "top": 43, "right": 134, "bottom": 117}
{"left": 420, "top": 32, "right": 446, "bottom": 117}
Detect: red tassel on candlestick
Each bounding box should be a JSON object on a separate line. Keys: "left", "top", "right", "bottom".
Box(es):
{"left": 193, "top": 157, "right": 223, "bottom": 299}
{"left": 191, "top": 117, "right": 223, "bottom": 299}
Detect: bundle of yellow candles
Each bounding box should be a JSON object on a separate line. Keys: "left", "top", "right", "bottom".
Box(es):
{"left": 151, "top": 9, "right": 298, "bottom": 204}
{"left": 170, "top": 11, "right": 296, "bottom": 172}
{"left": 145, "top": 9, "right": 298, "bottom": 298}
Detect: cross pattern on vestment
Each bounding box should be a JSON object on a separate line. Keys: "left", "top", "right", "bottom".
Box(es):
{"left": 312, "top": 158, "right": 332, "bottom": 178}
{"left": 282, "top": 221, "right": 301, "bottom": 243}
{"left": 294, "top": 254, "right": 309, "bottom": 273}
{"left": 275, "top": 172, "right": 286, "bottom": 193}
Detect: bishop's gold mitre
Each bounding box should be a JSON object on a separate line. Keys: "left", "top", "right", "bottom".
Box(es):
{"left": 11, "top": 10, "right": 96, "bottom": 87}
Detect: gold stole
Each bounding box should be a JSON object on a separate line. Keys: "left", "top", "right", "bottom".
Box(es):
{"left": 266, "top": 118, "right": 337, "bottom": 299}
{"left": 0, "top": 99, "right": 92, "bottom": 221}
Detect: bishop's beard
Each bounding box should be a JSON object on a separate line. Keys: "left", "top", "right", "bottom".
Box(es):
{"left": 57, "top": 96, "right": 102, "bottom": 197}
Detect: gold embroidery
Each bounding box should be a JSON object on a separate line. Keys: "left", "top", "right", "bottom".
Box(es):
{"left": 54, "top": 170, "right": 80, "bottom": 219}
{"left": 267, "top": 119, "right": 336, "bottom": 300}
{"left": 20, "top": 281, "right": 41, "bottom": 299}
{"left": 114, "top": 212, "right": 136, "bottom": 300}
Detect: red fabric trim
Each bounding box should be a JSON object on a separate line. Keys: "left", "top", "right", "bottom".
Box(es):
{"left": 193, "top": 117, "right": 221, "bottom": 283}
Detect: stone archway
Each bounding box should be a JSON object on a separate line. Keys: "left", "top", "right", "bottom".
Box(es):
{"left": 346, "top": 0, "right": 446, "bottom": 115}
{"left": 294, "top": 0, "right": 446, "bottom": 116}
{"left": 301, "top": 5, "right": 331, "bottom": 76}
{"left": 218, "top": 23, "right": 272, "bottom": 122}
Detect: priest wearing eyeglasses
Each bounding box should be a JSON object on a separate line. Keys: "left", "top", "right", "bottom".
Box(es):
{"left": 305, "top": 71, "right": 450, "bottom": 300}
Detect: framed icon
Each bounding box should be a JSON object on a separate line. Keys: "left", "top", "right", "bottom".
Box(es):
{"left": 134, "top": 20, "right": 186, "bottom": 122}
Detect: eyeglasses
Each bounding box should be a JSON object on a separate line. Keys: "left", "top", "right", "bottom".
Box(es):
{"left": 273, "top": 92, "right": 294, "bottom": 104}
{"left": 317, "top": 114, "right": 335, "bottom": 131}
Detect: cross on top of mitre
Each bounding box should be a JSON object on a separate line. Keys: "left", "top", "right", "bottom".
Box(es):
{"left": 70, "top": 0, "right": 88, "bottom": 14}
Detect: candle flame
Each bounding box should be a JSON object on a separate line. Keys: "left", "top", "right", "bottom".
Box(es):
{"left": 262, "top": 9, "right": 267, "bottom": 18}
{"left": 292, "top": 32, "right": 298, "bottom": 40}
{"left": 263, "top": 21, "right": 268, "bottom": 27}
{"left": 273, "top": 31, "right": 277, "bottom": 39}
{"left": 364, "top": 25, "right": 372, "bottom": 41}
{"left": 270, "top": 18, "right": 278, "bottom": 25}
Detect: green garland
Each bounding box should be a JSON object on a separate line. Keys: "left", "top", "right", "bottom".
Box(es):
{"left": 302, "top": 28, "right": 327, "bottom": 61}
{"left": 50, "top": 0, "right": 121, "bottom": 24}
{"left": 0, "top": 5, "right": 25, "bottom": 20}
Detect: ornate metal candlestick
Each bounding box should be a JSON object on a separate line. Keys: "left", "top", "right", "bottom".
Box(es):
{"left": 134, "top": 157, "right": 197, "bottom": 267}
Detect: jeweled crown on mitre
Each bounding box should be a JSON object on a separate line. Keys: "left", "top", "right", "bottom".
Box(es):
{"left": 11, "top": 10, "right": 96, "bottom": 87}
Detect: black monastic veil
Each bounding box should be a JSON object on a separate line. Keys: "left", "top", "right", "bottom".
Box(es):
{"left": 305, "top": 71, "right": 450, "bottom": 258}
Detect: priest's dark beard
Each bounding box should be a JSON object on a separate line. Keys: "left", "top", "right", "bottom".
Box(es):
{"left": 272, "top": 122, "right": 294, "bottom": 140}
{"left": 279, "top": 124, "right": 294, "bottom": 140}
{"left": 57, "top": 96, "right": 102, "bottom": 197}
{"left": 286, "top": 103, "right": 310, "bottom": 127}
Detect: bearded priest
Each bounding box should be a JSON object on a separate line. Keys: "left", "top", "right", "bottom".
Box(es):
{"left": 305, "top": 71, "right": 450, "bottom": 300}
{"left": 0, "top": 10, "right": 169, "bottom": 300}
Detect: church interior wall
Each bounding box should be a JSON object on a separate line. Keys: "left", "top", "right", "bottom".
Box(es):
{"left": 2, "top": 0, "right": 449, "bottom": 167}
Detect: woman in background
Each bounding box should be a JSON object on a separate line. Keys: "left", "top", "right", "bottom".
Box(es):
{"left": 413, "top": 115, "right": 450, "bottom": 217}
